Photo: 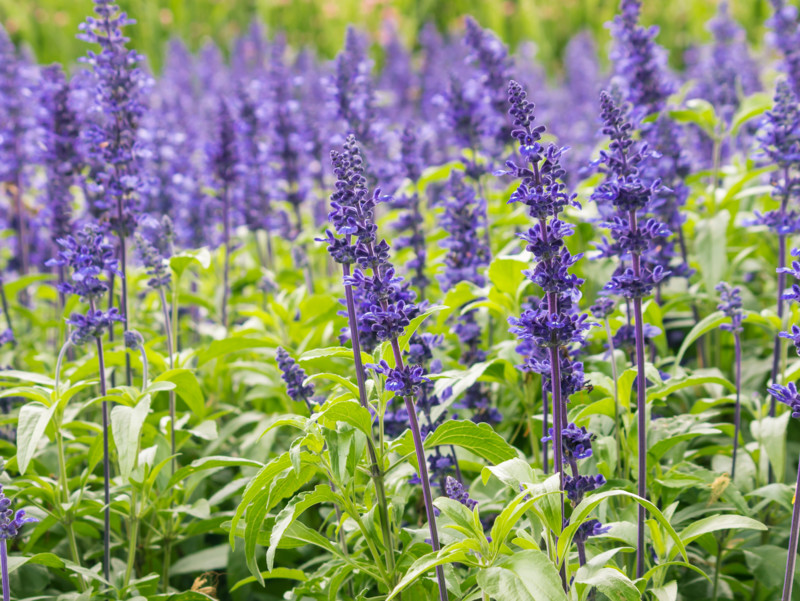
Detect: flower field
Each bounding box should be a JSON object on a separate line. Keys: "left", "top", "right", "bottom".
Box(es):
{"left": 2, "top": 0, "right": 800, "bottom": 599}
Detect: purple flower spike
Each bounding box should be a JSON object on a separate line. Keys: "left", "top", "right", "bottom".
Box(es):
{"left": 445, "top": 476, "right": 477, "bottom": 511}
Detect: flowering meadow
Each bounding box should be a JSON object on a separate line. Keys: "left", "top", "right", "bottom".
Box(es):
{"left": 5, "top": 0, "right": 800, "bottom": 599}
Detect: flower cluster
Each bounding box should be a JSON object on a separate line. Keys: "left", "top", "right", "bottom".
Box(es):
{"left": 392, "top": 126, "right": 429, "bottom": 294}
{"left": 78, "top": 0, "right": 151, "bottom": 232}
{"left": 608, "top": 0, "right": 673, "bottom": 120}
{"left": 751, "top": 80, "right": 800, "bottom": 235}
{"left": 767, "top": 0, "right": 800, "bottom": 97}
{"left": 0, "top": 483, "right": 37, "bottom": 540}
{"left": 593, "top": 91, "right": 670, "bottom": 299}
{"left": 48, "top": 225, "right": 122, "bottom": 345}
{"left": 134, "top": 215, "right": 174, "bottom": 290}
{"left": 716, "top": 282, "right": 744, "bottom": 334}
{"left": 768, "top": 247, "right": 800, "bottom": 418}
{"left": 38, "top": 65, "right": 82, "bottom": 246}
{"left": 276, "top": 347, "right": 316, "bottom": 412}
{"left": 445, "top": 475, "right": 477, "bottom": 511}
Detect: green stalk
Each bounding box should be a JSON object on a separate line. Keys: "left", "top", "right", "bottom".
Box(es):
{"left": 123, "top": 488, "right": 139, "bottom": 588}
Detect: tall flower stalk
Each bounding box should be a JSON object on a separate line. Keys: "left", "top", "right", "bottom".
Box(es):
{"left": 78, "top": 0, "right": 151, "bottom": 386}
{"left": 592, "top": 91, "right": 669, "bottom": 577}
{"left": 767, "top": 246, "right": 800, "bottom": 600}
{"left": 317, "top": 136, "right": 403, "bottom": 593}
{"left": 716, "top": 282, "right": 744, "bottom": 478}
{"left": 500, "top": 81, "right": 594, "bottom": 588}
{"left": 752, "top": 80, "right": 800, "bottom": 416}
{"left": 48, "top": 225, "right": 121, "bottom": 581}
{"left": 319, "top": 136, "right": 447, "bottom": 600}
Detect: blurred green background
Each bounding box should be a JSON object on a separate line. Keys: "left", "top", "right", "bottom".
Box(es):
{"left": 2, "top": 0, "right": 773, "bottom": 73}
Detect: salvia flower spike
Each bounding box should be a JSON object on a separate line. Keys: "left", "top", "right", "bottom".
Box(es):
{"left": 592, "top": 89, "right": 668, "bottom": 578}
{"left": 768, "top": 248, "right": 800, "bottom": 600}
{"left": 499, "top": 80, "right": 596, "bottom": 587}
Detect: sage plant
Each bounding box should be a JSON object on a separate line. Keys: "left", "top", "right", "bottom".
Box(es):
{"left": 48, "top": 224, "right": 121, "bottom": 581}
{"left": 752, "top": 80, "right": 800, "bottom": 415}
{"left": 768, "top": 246, "right": 800, "bottom": 600}
{"left": 592, "top": 90, "right": 669, "bottom": 578}
{"left": 79, "top": 0, "right": 151, "bottom": 385}
{"left": 319, "top": 135, "right": 447, "bottom": 600}
{"left": 500, "top": 81, "right": 594, "bottom": 587}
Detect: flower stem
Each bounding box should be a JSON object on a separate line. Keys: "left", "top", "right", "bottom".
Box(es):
{"left": 541, "top": 380, "right": 549, "bottom": 474}
{"left": 782, "top": 451, "right": 800, "bottom": 601}
{"left": 340, "top": 263, "right": 396, "bottom": 579}
{"left": 1, "top": 538, "right": 9, "bottom": 601}
{"left": 124, "top": 488, "right": 138, "bottom": 587}
{"left": 90, "top": 300, "right": 111, "bottom": 582}
{"left": 605, "top": 318, "right": 623, "bottom": 477}
{"left": 732, "top": 333, "right": 742, "bottom": 479}
{"left": 389, "top": 337, "right": 448, "bottom": 601}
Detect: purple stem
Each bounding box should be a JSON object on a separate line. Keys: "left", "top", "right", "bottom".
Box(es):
{"left": 114, "top": 204, "right": 132, "bottom": 387}
{"left": 0, "top": 538, "right": 8, "bottom": 601}
{"left": 89, "top": 299, "right": 111, "bottom": 582}
{"left": 771, "top": 170, "right": 791, "bottom": 418}
{"left": 340, "top": 263, "right": 396, "bottom": 578}
{"left": 388, "top": 337, "right": 448, "bottom": 601}
{"left": 629, "top": 210, "right": 648, "bottom": 579}
{"left": 731, "top": 333, "right": 742, "bottom": 479}
{"left": 542, "top": 381, "right": 549, "bottom": 474}
{"left": 782, "top": 451, "right": 800, "bottom": 601}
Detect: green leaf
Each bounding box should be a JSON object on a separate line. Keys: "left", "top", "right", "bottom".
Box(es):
{"left": 696, "top": 210, "right": 729, "bottom": 295}
{"left": 476, "top": 550, "right": 567, "bottom": 601}
{"left": 154, "top": 369, "right": 205, "bottom": 418}
{"left": 679, "top": 514, "right": 766, "bottom": 549}
{"left": 488, "top": 256, "right": 528, "bottom": 297}
{"left": 0, "top": 370, "right": 55, "bottom": 387}
{"left": 668, "top": 99, "right": 718, "bottom": 136}
{"left": 304, "top": 372, "right": 359, "bottom": 398}
{"left": 397, "top": 420, "right": 518, "bottom": 467}
{"left": 230, "top": 452, "right": 317, "bottom": 547}
{"left": 16, "top": 402, "right": 57, "bottom": 475}
{"left": 230, "top": 568, "right": 307, "bottom": 592}
{"left": 317, "top": 400, "right": 373, "bottom": 436}
{"left": 298, "top": 346, "right": 372, "bottom": 366}
{"left": 170, "top": 247, "right": 211, "bottom": 278}
{"left": 574, "top": 567, "right": 639, "bottom": 601}
{"left": 111, "top": 394, "right": 151, "bottom": 479}
{"left": 7, "top": 552, "right": 65, "bottom": 574}
{"left": 195, "top": 337, "right": 280, "bottom": 367}
{"left": 557, "top": 490, "right": 687, "bottom": 565}
{"left": 168, "top": 456, "right": 263, "bottom": 489}
{"left": 386, "top": 547, "right": 471, "bottom": 600}
{"left": 267, "top": 485, "right": 338, "bottom": 572}
{"left": 171, "top": 544, "right": 228, "bottom": 575}
{"left": 647, "top": 374, "right": 734, "bottom": 402}
{"left": 751, "top": 412, "right": 791, "bottom": 482}
{"left": 674, "top": 311, "right": 725, "bottom": 369}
